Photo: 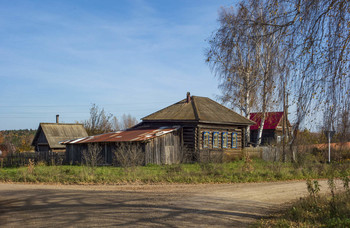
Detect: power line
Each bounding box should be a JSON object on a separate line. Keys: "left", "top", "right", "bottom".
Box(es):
{"left": 0, "top": 101, "right": 171, "bottom": 108}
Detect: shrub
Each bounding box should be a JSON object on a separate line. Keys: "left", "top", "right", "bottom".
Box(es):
{"left": 113, "top": 143, "right": 144, "bottom": 168}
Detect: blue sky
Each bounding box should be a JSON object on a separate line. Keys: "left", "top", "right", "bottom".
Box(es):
{"left": 0, "top": 0, "right": 237, "bottom": 130}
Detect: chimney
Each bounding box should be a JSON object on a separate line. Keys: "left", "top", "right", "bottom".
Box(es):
{"left": 56, "top": 114, "right": 59, "bottom": 124}
{"left": 186, "top": 92, "right": 191, "bottom": 103}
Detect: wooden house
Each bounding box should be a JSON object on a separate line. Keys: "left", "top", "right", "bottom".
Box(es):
{"left": 250, "top": 112, "right": 291, "bottom": 145}
{"left": 133, "top": 92, "right": 255, "bottom": 162}
{"left": 32, "top": 115, "right": 88, "bottom": 155}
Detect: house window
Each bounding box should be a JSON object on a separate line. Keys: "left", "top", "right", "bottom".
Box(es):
{"left": 222, "top": 132, "right": 228, "bottom": 148}
{"left": 203, "top": 131, "right": 210, "bottom": 148}
{"left": 213, "top": 132, "right": 219, "bottom": 148}
{"left": 277, "top": 136, "right": 281, "bottom": 143}
{"left": 232, "top": 132, "right": 237, "bottom": 148}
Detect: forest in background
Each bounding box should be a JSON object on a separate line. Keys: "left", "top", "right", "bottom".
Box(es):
{"left": 0, "top": 104, "right": 139, "bottom": 153}
{"left": 0, "top": 129, "right": 36, "bottom": 153}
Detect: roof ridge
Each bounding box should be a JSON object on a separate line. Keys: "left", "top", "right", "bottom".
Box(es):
{"left": 204, "top": 97, "right": 255, "bottom": 124}
{"left": 141, "top": 99, "right": 186, "bottom": 120}
{"left": 141, "top": 94, "right": 254, "bottom": 125}
{"left": 191, "top": 96, "right": 200, "bottom": 120}
{"left": 250, "top": 111, "right": 284, "bottom": 114}
{"left": 40, "top": 123, "right": 84, "bottom": 125}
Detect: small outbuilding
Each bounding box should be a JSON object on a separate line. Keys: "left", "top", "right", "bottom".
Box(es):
{"left": 250, "top": 112, "right": 291, "bottom": 145}
{"left": 32, "top": 115, "right": 88, "bottom": 155}
{"left": 61, "top": 127, "right": 181, "bottom": 165}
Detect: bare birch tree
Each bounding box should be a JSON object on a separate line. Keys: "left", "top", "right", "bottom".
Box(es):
{"left": 206, "top": 5, "right": 260, "bottom": 145}
{"left": 207, "top": 2, "right": 284, "bottom": 146}
{"left": 250, "top": 0, "right": 283, "bottom": 146}
{"left": 208, "top": 0, "right": 349, "bottom": 160}
{"left": 241, "top": 0, "right": 350, "bottom": 156}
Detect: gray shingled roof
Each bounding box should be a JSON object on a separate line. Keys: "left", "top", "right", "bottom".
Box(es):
{"left": 142, "top": 96, "right": 255, "bottom": 125}
{"left": 32, "top": 123, "right": 88, "bottom": 149}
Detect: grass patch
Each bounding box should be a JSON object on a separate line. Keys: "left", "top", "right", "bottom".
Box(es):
{"left": 0, "top": 159, "right": 349, "bottom": 184}
{"left": 254, "top": 173, "right": 350, "bottom": 227}
{"left": 255, "top": 191, "right": 350, "bottom": 227}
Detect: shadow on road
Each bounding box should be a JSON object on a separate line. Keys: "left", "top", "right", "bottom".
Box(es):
{"left": 0, "top": 187, "right": 271, "bottom": 227}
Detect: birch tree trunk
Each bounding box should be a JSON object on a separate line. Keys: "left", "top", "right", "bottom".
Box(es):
{"left": 244, "top": 85, "right": 251, "bottom": 146}
{"left": 257, "top": 83, "right": 268, "bottom": 146}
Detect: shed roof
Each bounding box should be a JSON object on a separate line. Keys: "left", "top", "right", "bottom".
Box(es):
{"left": 142, "top": 95, "right": 255, "bottom": 125}
{"left": 60, "top": 127, "right": 179, "bottom": 144}
{"left": 250, "top": 112, "right": 286, "bottom": 130}
{"left": 32, "top": 123, "right": 88, "bottom": 149}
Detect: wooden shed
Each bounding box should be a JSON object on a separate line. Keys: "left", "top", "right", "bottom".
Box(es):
{"left": 32, "top": 118, "right": 88, "bottom": 155}
{"left": 61, "top": 127, "right": 182, "bottom": 165}
{"left": 134, "top": 92, "right": 255, "bottom": 162}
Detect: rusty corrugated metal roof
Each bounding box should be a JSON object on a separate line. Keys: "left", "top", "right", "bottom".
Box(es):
{"left": 60, "top": 127, "right": 179, "bottom": 144}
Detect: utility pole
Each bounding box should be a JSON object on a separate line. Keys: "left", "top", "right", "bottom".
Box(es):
{"left": 282, "top": 79, "right": 286, "bottom": 162}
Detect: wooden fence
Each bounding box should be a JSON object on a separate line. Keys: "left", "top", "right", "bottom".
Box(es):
{"left": 0, "top": 152, "right": 66, "bottom": 168}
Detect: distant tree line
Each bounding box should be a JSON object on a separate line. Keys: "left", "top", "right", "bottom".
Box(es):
{"left": 0, "top": 129, "right": 36, "bottom": 153}
{"left": 0, "top": 104, "right": 139, "bottom": 153}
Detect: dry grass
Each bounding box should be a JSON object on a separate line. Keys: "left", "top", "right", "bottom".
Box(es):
{"left": 255, "top": 171, "right": 350, "bottom": 227}
{"left": 0, "top": 159, "right": 349, "bottom": 185}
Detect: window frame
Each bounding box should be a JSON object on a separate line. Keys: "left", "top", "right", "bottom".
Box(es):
{"left": 232, "top": 132, "right": 238, "bottom": 149}
{"left": 213, "top": 132, "right": 219, "bottom": 148}
{"left": 222, "top": 132, "right": 228, "bottom": 148}
{"left": 203, "top": 131, "right": 210, "bottom": 148}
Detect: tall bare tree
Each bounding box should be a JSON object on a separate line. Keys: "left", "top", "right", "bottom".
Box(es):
{"left": 119, "top": 114, "right": 138, "bottom": 130}
{"left": 244, "top": 0, "right": 350, "bottom": 149}
{"left": 84, "top": 104, "right": 114, "bottom": 135}
{"left": 207, "top": 2, "right": 284, "bottom": 146}
{"left": 111, "top": 116, "right": 120, "bottom": 132}
{"left": 250, "top": 0, "right": 284, "bottom": 145}
{"left": 209, "top": 0, "right": 349, "bottom": 159}
{"left": 206, "top": 5, "right": 260, "bottom": 145}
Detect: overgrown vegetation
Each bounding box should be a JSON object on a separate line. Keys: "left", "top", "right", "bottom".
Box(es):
{"left": 113, "top": 143, "right": 144, "bottom": 167}
{"left": 0, "top": 159, "right": 349, "bottom": 185}
{"left": 255, "top": 167, "right": 350, "bottom": 227}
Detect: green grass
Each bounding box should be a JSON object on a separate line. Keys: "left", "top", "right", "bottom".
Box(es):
{"left": 0, "top": 159, "right": 348, "bottom": 184}
{"left": 254, "top": 186, "right": 350, "bottom": 227}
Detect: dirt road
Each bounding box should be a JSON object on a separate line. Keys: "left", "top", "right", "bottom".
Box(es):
{"left": 0, "top": 180, "right": 336, "bottom": 227}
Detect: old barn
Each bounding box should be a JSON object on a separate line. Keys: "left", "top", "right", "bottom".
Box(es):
{"left": 62, "top": 127, "right": 181, "bottom": 165}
